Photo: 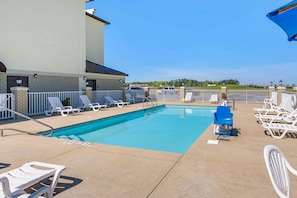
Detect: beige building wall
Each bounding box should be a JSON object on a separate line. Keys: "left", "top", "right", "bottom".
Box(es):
{"left": 29, "top": 75, "right": 79, "bottom": 92}
{"left": 0, "top": 0, "right": 86, "bottom": 77}
{"left": 97, "top": 78, "right": 124, "bottom": 90}
{"left": 87, "top": 73, "right": 124, "bottom": 90}
{"left": 0, "top": 73, "right": 79, "bottom": 92}
{"left": 86, "top": 16, "right": 105, "bottom": 65}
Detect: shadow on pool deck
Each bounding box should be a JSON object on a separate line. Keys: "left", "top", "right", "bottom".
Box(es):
{"left": 25, "top": 175, "right": 83, "bottom": 196}
{"left": 1, "top": 102, "right": 297, "bottom": 197}
{"left": 0, "top": 163, "right": 10, "bottom": 169}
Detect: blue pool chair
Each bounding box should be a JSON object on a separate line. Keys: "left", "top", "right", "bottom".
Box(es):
{"left": 213, "top": 106, "right": 233, "bottom": 139}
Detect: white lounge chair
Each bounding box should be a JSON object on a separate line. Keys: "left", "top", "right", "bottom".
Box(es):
{"left": 125, "top": 93, "right": 135, "bottom": 104}
{"left": 79, "top": 95, "right": 107, "bottom": 111}
{"left": 256, "top": 108, "right": 297, "bottom": 124}
{"left": 184, "top": 92, "right": 194, "bottom": 103}
{"left": 263, "top": 145, "right": 297, "bottom": 198}
{"left": 45, "top": 97, "right": 80, "bottom": 116}
{"left": 0, "top": 176, "right": 53, "bottom": 198}
{"left": 0, "top": 161, "right": 66, "bottom": 197}
{"left": 209, "top": 94, "right": 219, "bottom": 103}
{"left": 262, "top": 93, "right": 277, "bottom": 109}
{"left": 254, "top": 97, "right": 289, "bottom": 116}
{"left": 104, "top": 96, "right": 129, "bottom": 107}
{"left": 262, "top": 98, "right": 276, "bottom": 109}
{"left": 262, "top": 119, "right": 297, "bottom": 139}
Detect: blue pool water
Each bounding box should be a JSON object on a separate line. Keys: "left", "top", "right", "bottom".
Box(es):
{"left": 43, "top": 105, "right": 215, "bottom": 154}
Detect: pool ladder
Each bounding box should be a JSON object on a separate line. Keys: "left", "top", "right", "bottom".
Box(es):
{"left": 0, "top": 106, "right": 54, "bottom": 137}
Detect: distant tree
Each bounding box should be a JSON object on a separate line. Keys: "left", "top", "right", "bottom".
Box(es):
{"left": 128, "top": 78, "right": 242, "bottom": 87}
{"left": 219, "top": 79, "right": 239, "bottom": 85}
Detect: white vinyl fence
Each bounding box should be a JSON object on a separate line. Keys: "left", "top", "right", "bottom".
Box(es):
{"left": 127, "top": 90, "right": 146, "bottom": 102}
{"left": 150, "top": 90, "right": 180, "bottom": 101}
{"left": 227, "top": 90, "right": 269, "bottom": 103}
{"left": 92, "top": 90, "right": 123, "bottom": 105}
{"left": 186, "top": 89, "right": 221, "bottom": 103}
{"left": 0, "top": 93, "right": 15, "bottom": 119}
{"left": 150, "top": 89, "right": 269, "bottom": 103}
{"left": 0, "top": 88, "right": 295, "bottom": 120}
{"left": 28, "top": 91, "right": 83, "bottom": 115}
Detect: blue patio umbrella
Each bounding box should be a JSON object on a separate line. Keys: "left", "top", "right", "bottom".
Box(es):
{"left": 267, "top": 0, "right": 297, "bottom": 41}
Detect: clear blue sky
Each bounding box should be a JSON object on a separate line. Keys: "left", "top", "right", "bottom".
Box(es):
{"left": 86, "top": 0, "right": 297, "bottom": 86}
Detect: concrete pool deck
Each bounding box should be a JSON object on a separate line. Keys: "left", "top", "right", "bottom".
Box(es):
{"left": 1, "top": 102, "right": 297, "bottom": 197}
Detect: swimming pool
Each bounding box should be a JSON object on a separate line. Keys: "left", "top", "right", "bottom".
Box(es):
{"left": 43, "top": 105, "right": 215, "bottom": 154}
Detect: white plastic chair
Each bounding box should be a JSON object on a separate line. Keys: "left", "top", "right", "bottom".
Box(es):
{"left": 45, "top": 97, "right": 80, "bottom": 116}
{"left": 79, "top": 95, "right": 107, "bottom": 111}
{"left": 125, "top": 93, "right": 135, "bottom": 104}
{"left": 263, "top": 93, "right": 277, "bottom": 108}
{"left": 0, "top": 176, "right": 53, "bottom": 198}
{"left": 263, "top": 145, "right": 297, "bottom": 198}
{"left": 104, "top": 96, "right": 129, "bottom": 107}
{"left": 256, "top": 108, "right": 297, "bottom": 124}
{"left": 262, "top": 119, "right": 297, "bottom": 139}
{"left": 0, "top": 161, "right": 65, "bottom": 197}
{"left": 184, "top": 92, "right": 193, "bottom": 103}
{"left": 209, "top": 94, "right": 219, "bottom": 103}
{"left": 254, "top": 97, "right": 289, "bottom": 116}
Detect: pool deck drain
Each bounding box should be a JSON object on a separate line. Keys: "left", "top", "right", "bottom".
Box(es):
{"left": 1, "top": 102, "right": 297, "bottom": 197}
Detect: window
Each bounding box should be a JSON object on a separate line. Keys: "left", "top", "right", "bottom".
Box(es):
{"left": 86, "top": 79, "right": 96, "bottom": 90}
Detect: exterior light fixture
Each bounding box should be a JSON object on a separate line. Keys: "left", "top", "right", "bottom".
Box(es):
{"left": 83, "top": 76, "right": 87, "bottom": 81}
{"left": 16, "top": 77, "right": 22, "bottom": 86}
{"left": 119, "top": 79, "right": 125, "bottom": 87}
{"left": 33, "top": 74, "right": 38, "bottom": 78}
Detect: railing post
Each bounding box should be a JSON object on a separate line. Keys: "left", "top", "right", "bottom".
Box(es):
{"left": 293, "top": 87, "right": 297, "bottom": 109}
{"left": 123, "top": 87, "right": 128, "bottom": 102}
{"left": 180, "top": 86, "right": 185, "bottom": 102}
{"left": 268, "top": 86, "right": 275, "bottom": 99}
{"left": 83, "top": 87, "right": 93, "bottom": 101}
{"left": 10, "top": 86, "right": 29, "bottom": 118}
{"left": 276, "top": 86, "right": 286, "bottom": 106}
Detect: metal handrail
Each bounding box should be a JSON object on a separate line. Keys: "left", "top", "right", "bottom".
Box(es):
{"left": 0, "top": 106, "right": 54, "bottom": 137}
{"left": 143, "top": 97, "right": 157, "bottom": 107}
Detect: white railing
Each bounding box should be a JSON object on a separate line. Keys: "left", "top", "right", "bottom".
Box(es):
{"left": 92, "top": 90, "right": 123, "bottom": 105}
{"left": 0, "top": 89, "right": 293, "bottom": 119}
{"left": 127, "top": 90, "right": 146, "bottom": 102}
{"left": 150, "top": 89, "right": 269, "bottom": 103}
{"left": 187, "top": 89, "right": 221, "bottom": 103}
{"left": 28, "top": 91, "right": 84, "bottom": 115}
{"left": 227, "top": 90, "right": 269, "bottom": 103}
{"left": 150, "top": 90, "right": 180, "bottom": 101}
{"left": 0, "top": 93, "right": 15, "bottom": 119}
